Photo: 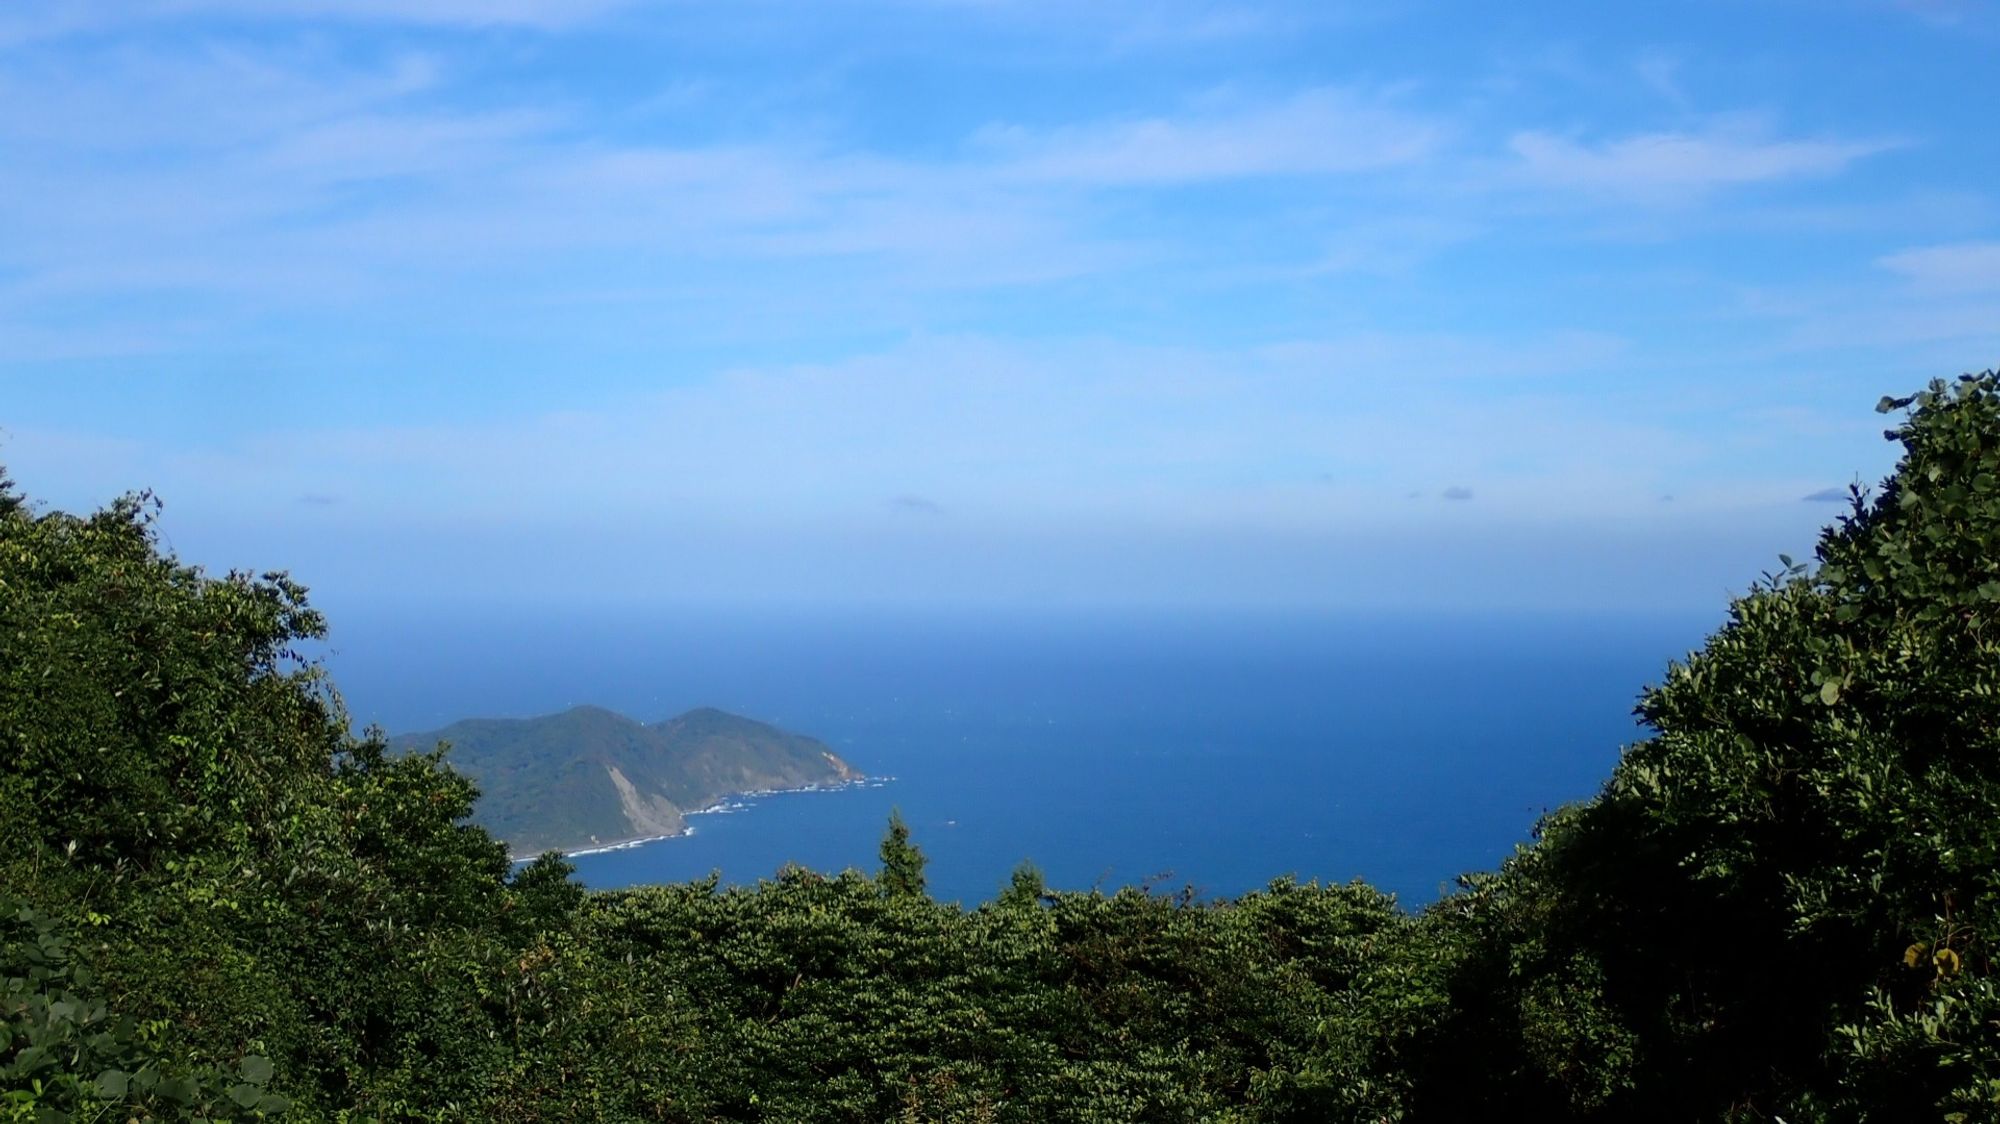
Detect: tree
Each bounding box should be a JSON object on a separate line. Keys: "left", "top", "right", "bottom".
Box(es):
{"left": 0, "top": 462, "right": 21, "bottom": 517}
{"left": 1408, "top": 369, "right": 2000, "bottom": 1122}
{"left": 997, "top": 860, "right": 1046, "bottom": 910}
{"left": 0, "top": 480, "right": 527, "bottom": 1115}
{"left": 877, "top": 809, "right": 927, "bottom": 898}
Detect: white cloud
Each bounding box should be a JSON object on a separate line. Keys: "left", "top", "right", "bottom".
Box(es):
{"left": 167, "top": 0, "right": 629, "bottom": 26}
{"left": 1878, "top": 241, "right": 2000, "bottom": 292}
{"left": 1633, "top": 50, "right": 1690, "bottom": 110}
{"left": 0, "top": 39, "right": 1456, "bottom": 338}
{"left": 0, "top": 46, "right": 440, "bottom": 154}
{"left": 975, "top": 88, "right": 1441, "bottom": 185}
{"left": 1890, "top": 0, "right": 1997, "bottom": 29}
{"left": 1506, "top": 120, "right": 1896, "bottom": 202}
{"left": 255, "top": 110, "right": 555, "bottom": 183}
{"left": 0, "top": 0, "right": 624, "bottom": 41}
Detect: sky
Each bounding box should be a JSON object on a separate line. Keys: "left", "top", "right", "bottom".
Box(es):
{"left": 2, "top": 0, "right": 1997, "bottom": 615}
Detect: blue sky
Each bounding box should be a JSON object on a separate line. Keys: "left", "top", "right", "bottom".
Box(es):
{"left": 2, "top": 0, "right": 1996, "bottom": 614}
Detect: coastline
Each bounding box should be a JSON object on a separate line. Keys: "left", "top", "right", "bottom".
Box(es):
{"left": 508, "top": 776, "right": 889, "bottom": 864}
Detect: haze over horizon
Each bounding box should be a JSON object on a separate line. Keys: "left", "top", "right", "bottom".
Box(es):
{"left": 4, "top": 1, "right": 1997, "bottom": 613}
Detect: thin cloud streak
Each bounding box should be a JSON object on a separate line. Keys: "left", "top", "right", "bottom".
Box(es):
{"left": 976, "top": 87, "right": 1443, "bottom": 185}
{"left": 1878, "top": 241, "right": 2000, "bottom": 292}
{"left": 890, "top": 494, "right": 947, "bottom": 516}
{"left": 1506, "top": 122, "right": 1899, "bottom": 202}
{"left": 0, "top": 0, "right": 628, "bottom": 42}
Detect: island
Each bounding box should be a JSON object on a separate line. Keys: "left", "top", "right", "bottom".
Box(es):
{"left": 390, "top": 705, "right": 865, "bottom": 857}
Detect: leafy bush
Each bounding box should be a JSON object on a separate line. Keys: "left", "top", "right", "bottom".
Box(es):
{"left": 1, "top": 896, "right": 289, "bottom": 1122}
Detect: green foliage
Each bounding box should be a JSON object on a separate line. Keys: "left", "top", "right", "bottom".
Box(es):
{"left": 473, "top": 870, "right": 1422, "bottom": 1121}
{"left": 0, "top": 489, "right": 333, "bottom": 869}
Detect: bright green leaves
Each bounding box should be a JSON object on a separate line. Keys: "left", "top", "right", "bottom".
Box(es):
{"left": 237, "top": 1054, "right": 273, "bottom": 1085}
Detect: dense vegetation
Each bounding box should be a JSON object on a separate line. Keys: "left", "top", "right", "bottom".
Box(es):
{"left": 3, "top": 370, "right": 1998, "bottom": 1122}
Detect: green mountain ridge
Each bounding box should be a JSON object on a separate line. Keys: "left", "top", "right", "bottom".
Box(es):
{"left": 390, "top": 704, "right": 864, "bottom": 856}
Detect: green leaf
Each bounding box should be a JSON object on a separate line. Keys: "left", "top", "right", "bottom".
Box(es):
{"left": 1819, "top": 679, "right": 1841, "bottom": 706}
{"left": 238, "top": 1055, "right": 273, "bottom": 1085}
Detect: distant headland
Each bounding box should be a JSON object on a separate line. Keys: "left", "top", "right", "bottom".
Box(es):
{"left": 390, "top": 705, "right": 865, "bottom": 857}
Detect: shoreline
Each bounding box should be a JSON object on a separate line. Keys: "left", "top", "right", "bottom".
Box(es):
{"left": 508, "top": 776, "right": 890, "bottom": 864}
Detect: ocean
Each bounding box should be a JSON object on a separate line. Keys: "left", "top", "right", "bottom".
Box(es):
{"left": 323, "top": 605, "right": 1717, "bottom": 908}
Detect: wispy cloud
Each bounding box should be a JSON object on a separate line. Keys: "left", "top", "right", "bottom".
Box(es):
{"left": 1632, "top": 50, "right": 1690, "bottom": 110}
{"left": 1878, "top": 241, "right": 2000, "bottom": 292}
{"left": 0, "top": 0, "right": 626, "bottom": 42}
{"left": 0, "top": 44, "right": 1466, "bottom": 347}
{"left": 1505, "top": 119, "right": 1898, "bottom": 202}
{"left": 1744, "top": 238, "right": 2000, "bottom": 360}
{"left": 182, "top": 0, "right": 630, "bottom": 27}
{"left": 1889, "top": 0, "right": 2000, "bottom": 31}
{"left": 889, "top": 494, "right": 947, "bottom": 515}
{"left": 975, "top": 88, "right": 1442, "bottom": 186}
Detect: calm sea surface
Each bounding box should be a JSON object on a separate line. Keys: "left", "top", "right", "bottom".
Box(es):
{"left": 323, "top": 606, "right": 1716, "bottom": 907}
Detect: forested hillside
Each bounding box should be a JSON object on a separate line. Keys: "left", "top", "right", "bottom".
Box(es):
{"left": 4, "top": 370, "right": 1999, "bottom": 1121}
{"left": 388, "top": 705, "right": 864, "bottom": 857}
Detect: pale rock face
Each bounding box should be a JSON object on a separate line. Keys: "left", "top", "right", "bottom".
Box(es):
{"left": 605, "top": 764, "right": 687, "bottom": 838}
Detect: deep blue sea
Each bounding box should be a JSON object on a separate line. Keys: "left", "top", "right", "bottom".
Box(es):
{"left": 322, "top": 605, "right": 1716, "bottom": 908}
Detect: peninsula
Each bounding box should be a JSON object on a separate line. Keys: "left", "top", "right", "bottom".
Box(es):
{"left": 390, "top": 705, "right": 864, "bottom": 856}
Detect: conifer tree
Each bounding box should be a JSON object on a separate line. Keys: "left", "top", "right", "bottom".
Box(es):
{"left": 878, "top": 809, "right": 927, "bottom": 898}
{"left": 998, "top": 860, "right": 1046, "bottom": 909}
